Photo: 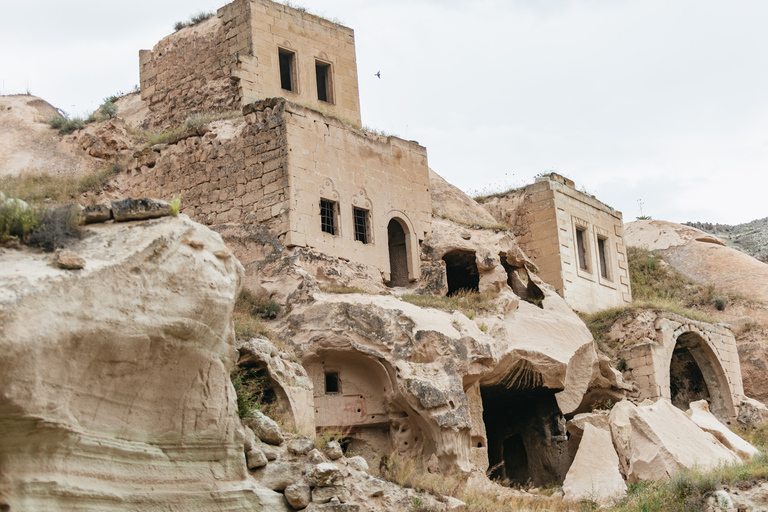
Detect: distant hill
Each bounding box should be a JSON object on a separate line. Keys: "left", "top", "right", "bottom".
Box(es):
{"left": 685, "top": 218, "right": 768, "bottom": 263}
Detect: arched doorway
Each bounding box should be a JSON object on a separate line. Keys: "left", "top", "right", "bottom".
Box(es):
{"left": 669, "top": 331, "right": 731, "bottom": 420}
{"left": 388, "top": 219, "right": 409, "bottom": 287}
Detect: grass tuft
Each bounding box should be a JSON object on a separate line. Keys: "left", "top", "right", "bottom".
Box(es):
{"left": 1, "top": 167, "right": 119, "bottom": 204}
{"left": 400, "top": 289, "right": 499, "bottom": 320}
{"left": 174, "top": 11, "right": 215, "bottom": 31}
{"left": 127, "top": 110, "right": 241, "bottom": 147}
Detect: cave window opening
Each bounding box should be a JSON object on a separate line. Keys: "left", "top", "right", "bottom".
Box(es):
{"left": 325, "top": 372, "right": 340, "bottom": 394}
{"left": 279, "top": 48, "right": 297, "bottom": 92}
{"left": 442, "top": 249, "right": 479, "bottom": 296}
{"left": 387, "top": 219, "right": 409, "bottom": 287}
{"left": 499, "top": 253, "right": 544, "bottom": 308}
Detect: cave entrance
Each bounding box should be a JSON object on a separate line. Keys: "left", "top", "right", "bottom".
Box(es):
{"left": 442, "top": 249, "right": 479, "bottom": 296}
{"left": 669, "top": 331, "right": 731, "bottom": 418}
{"left": 480, "top": 363, "right": 570, "bottom": 487}
{"left": 387, "top": 219, "right": 409, "bottom": 287}
{"left": 499, "top": 252, "right": 544, "bottom": 308}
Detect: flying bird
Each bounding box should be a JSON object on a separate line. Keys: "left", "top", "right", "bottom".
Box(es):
{"left": 375, "top": 71, "right": 381, "bottom": 79}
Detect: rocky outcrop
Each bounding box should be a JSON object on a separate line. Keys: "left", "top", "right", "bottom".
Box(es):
{"left": 0, "top": 215, "right": 258, "bottom": 510}
{"left": 625, "top": 219, "right": 768, "bottom": 304}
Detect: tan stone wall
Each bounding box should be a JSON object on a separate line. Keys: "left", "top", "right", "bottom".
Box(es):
{"left": 124, "top": 105, "right": 289, "bottom": 234}
{"left": 139, "top": 12, "right": 245, "bottom": 130}
{"left": 621, "top": 312, "right": 744, "bottom": 422}
{"left": 240, "top": 0, "right": 362, "bottom": 126}
{"left": 139, "top": 0, "right": 362, "bottom": 130}
{"left": 481, "top": 174, "right": 631, "bottom": 313}
{"left": 280, "top": 102, "right": 431, "bottom": 283}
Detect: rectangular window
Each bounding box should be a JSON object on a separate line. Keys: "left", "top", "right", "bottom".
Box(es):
{"left": 576, "top": 228, "right": 588, "bottom": 271}
{"left": 315, "top": 61, "right": 333, "bottom": 103}
{"left": 279, "top": 49, "right": 296, "bottom": 92}
{"left": 353, "top": 207, "right": 370, "bottom": 244}
{"left": 320, "top": 199, "right": 337, "bottom": 235}
{"left": 597, "top": 237, "right": 610, "bottom": 279}
{"left": 325, "top": 372, "right": 340, "bottom": 394}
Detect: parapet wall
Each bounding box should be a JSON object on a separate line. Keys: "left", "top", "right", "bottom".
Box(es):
{"left": 139, "top": 11, "right": 245, "bottom": 130}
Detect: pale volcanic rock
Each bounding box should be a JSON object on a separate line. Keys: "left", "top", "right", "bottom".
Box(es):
{"left": 609, "top": 399, "right": 740, "bottom": 484}
{"left": 429, "top": 168, "right": 500, "bottom": 227}
{"left": 686, "top": 400, "right": 760, "bottom": 460}
{"left": 562, "top": 423, "right": 626, "bottom": 505}
{"left": 0, "top": 215, "right": 262, "bottom": 511}
{"left": 625, "top": 219, "right": 768, "bottom": 304}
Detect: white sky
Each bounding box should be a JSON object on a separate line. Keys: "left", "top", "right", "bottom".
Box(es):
{"left": 2, "top": 0, "right": 767, "bottom": 225}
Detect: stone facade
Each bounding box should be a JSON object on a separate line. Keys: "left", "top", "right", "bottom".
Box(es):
{"left": 125, "top": 98, "right": 431, "bottom": 285}
{"left": 140, "top": 0, "right": 361, "bottom": 129}
{"left": 619, "top": 311, "right": 744, "bottom": 423}
{"left": 481, "top": 173, "right": 632, "bottom": 313}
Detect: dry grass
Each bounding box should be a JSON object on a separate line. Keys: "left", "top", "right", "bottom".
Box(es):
{"left": 127, "top": 110, "right": 241, "bottom": 147}
{"left": 320, "top": 285, "right": 368, "bottom": 294}
{"left": 233, "top": 289, "right": 274, "bottom": 341}
{"left": 400, "top": 289, "right": 499, "bottom": 320}
{"left": 1, "top": 167, "right": 119, "bottom": 204}
{"left": 433, "top": 208, "right": 511, "bottom": 231}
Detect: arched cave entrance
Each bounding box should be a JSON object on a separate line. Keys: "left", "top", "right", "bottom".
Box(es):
{"left": 388, "top": 219, "right": 409, "bottom": 287}
{"left": 669, "top": 332, "right": 730, "bottom": 419}
{"left": 442, "top": 249, "right": 479, "bottom": 296}
{"left": 306, "top": 350, "right": 429, "bottom": 472}
{"left": 499, "top": 252, "right": 544, "bottom": 308}
{"left": 480, "top": 360, "right": 570, "bottom": 487}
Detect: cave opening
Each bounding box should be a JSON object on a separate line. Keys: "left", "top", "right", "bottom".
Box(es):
{"left": 442, "top": 249, "right": 479, "bottom": 296}
{"left": 480, "top": 364, "right": 570, "bottom": 487}
{"left": 670, "top": 333, "right": 711, "bottom": 411}
{"left": 499, "top": 252, "right": 544, "bottom": 308}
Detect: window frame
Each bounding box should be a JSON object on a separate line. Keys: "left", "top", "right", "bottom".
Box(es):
{"left": 315, "top": 59, "right": 334, "bottom": 104}
{"left": 320, "top": 198, "right": 339, "bottom": 236}
{"left": 278, "top": 47, "right": 298, "bottom": 93}
{"left": 353, "top": 206, "right": 371, "bottom": 244}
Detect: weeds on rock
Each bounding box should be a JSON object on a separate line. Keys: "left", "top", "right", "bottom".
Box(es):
{"left": 321, "top": 285, "right": 368, "bottom": 294}
{"left": 1, "top": 167, "right": 118, "bottom": 203}
{"left": 400, "top": 289, "right": 499, "bottom": 320}
{"left": 230, "top": 365, "right": 276, "bottom": 420}
{"left": 45, "top": 115, "right": 85, "bottom": 134}
{"left": 233, "top": 289, "right": 277, "bottom": 340}
{"left": 174, "top": 11, "right": 214, "bottom": 31}
{"left": 0, "top": 199, "right": 39, "bottom": 244}
{"left": 27, "top": 203, "right": 83, "bottom": 252}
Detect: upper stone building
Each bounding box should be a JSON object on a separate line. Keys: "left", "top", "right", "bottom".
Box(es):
{"left": 480, "top": 173, "right": 632, "bottom": 313}
{"left": 135, "top": 0, "right": 430, "bottom": 286}
{"left": 140, "top": 0, "right": 362, "bottom": 129}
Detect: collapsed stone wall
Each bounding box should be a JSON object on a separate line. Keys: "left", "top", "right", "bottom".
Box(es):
{"left": 126, "top": 100, "right": 290, "bottom": 237}
{"left": 139, "top": 7, "right": 247, "bottom": 129}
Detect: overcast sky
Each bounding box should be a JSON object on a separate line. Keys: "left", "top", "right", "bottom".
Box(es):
{"left": 2, "top": 0, "right": 767, "bottom": 225}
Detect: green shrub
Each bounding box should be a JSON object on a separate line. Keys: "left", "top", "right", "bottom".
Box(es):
{"left": 99, "top": 100, "right": 118, "bottom": 120}
{"left": 45, "top": 115, "right": 85, "bottom": 134}
{"left": 0, "top": 199, "right": 40, "bottom": 244}
{"left": 230, "top": 365, "right": 275, "bottom": 419}
{"left": 170, "top": 195, "right": 181, "bottom": 216}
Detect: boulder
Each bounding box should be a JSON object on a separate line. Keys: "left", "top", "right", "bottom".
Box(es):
{"left": 609, "top": 399, "right": 739, "bottom": 483}
{"left": 82, "top": 203, "right": 112, "bottom": 224}
{"left": 246, "top": 448, "right": 268, "bottom": 469}
{"left": 312, "top": 486, "right": 350, "bottom": 504}
{"left": 288, "top": 437, "right": 316, "bottom": 456}
{"left": 111, "top": 197, "right": 173, "bottom": 222}
{"left": 307, "top": 463, "right": 343, "bottom": 487}
{"left": 245, "top": 410, "right": 283, "bottom": 445}
{"left": 686, "top": 400, "right": 759, "bottom": 460}
{"left": 0, "top": 215, "right": 258, "bottom": 510}
{"left": 562, "top": 423, "right": 626, "bottom": 505}
{"left": 285, "top": 483, "right": 311, "bottom": 510}
{"left": 325, "top": 440, "right": 343, "bottom": 460}
{"left": 53, "top": 250, "right": 85, "bottom": 270}
{"left": 252, "top": 461, "right": 305, "bottom": 491}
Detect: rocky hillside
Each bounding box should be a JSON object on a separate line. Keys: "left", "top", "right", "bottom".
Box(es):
{"left": 686, "top": 218, "right": 768, "bottom": 263}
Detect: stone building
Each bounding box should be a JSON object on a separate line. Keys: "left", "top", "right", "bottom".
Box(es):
{"left": 140, "top": 0, "right": 362, "bottom": 129}
{"left": 481, "top": 173, "right": 632, "bottom": 313}
{"left": 134, "top": 0, "right": 431, "bottom": 286}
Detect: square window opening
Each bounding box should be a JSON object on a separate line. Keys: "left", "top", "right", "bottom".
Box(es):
{"left": 597, "top": 237, "right": 610, "bottom": 279}
{"left": 353, "top": 207, "right": 370, "bottom": 244}
{"left": 315, "top": 61, "right": 333, "bottom": 103}
{"left": 576, "top": 228, "right": 589, "bottom": 271}
{"left": 279, "top": 49, "right": 296, "bottom": 92}
{"left": 325, "top": 372, "right": 340, "bottom": 394}
{"left": 320, "top": 199, "right": 337, "bottom": 235}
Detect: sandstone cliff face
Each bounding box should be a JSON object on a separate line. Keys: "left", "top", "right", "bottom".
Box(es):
{"left": 0, "top": 216, "right": 259, "bottom": 511}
